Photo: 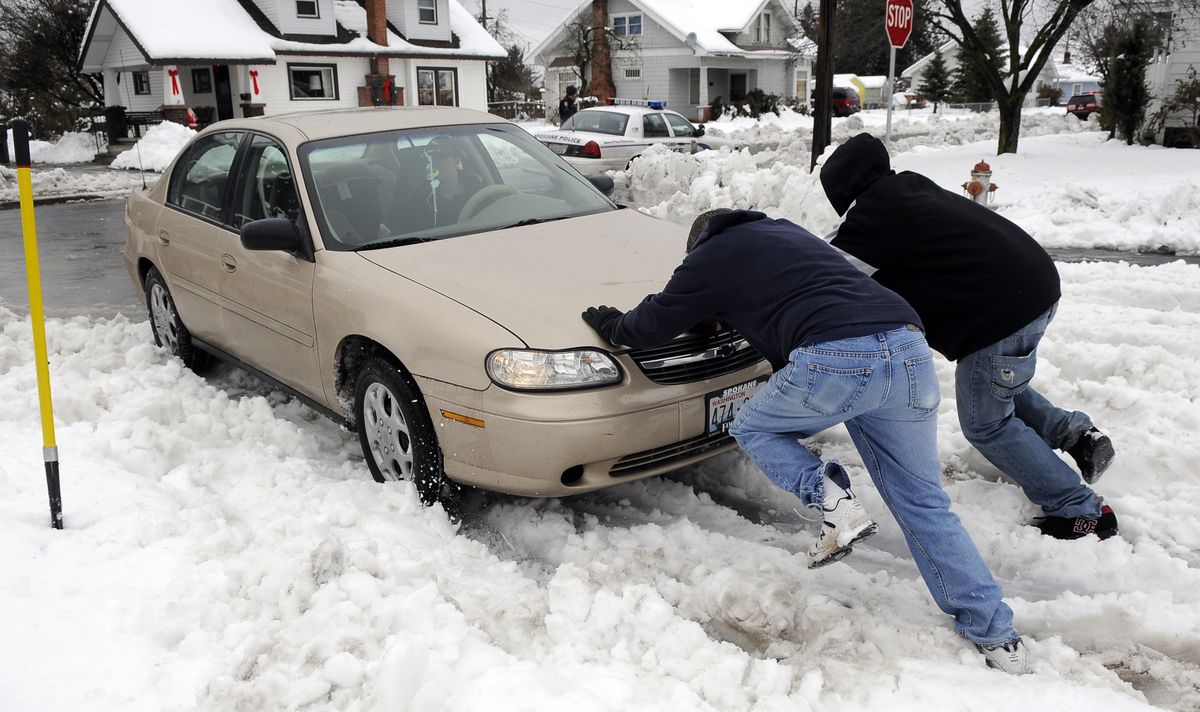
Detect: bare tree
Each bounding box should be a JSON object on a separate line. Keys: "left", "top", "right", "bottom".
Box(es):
{"left": 561, "top": 13, "right": 637, "bottom": 99}
{"left": 0, "top": 0, "right": 102, "bottom": 136}
{"left": 931, "top": 0, "right": 1101, "bottom": 154}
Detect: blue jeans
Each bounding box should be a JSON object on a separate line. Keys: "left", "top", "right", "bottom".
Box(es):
{"left": 955, "top": 303, "right": 1102, "bottom": 518}
{"left": 729, "top": 327, "right": 1019, "bottom": 645}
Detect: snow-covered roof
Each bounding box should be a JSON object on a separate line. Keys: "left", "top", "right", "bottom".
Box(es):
{"left": 833, "top": 73, "right": 859, "bottom": 87}
{"left": 80, "top": 0, "right": 505, "bottom": 70}
{"left": 532, "top": 0, "right": 794, "bottom": 61}
{"left": 1054, "top": 63, "right": 1101, "bottom": 84}
{"left": 787, "top": 35, "right": 817, "bottom": 56}
{"left": 858, "top": 75, "right": 887, "bottom": 88}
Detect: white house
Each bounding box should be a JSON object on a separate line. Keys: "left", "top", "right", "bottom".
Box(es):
{"left": 532, "top": 0, "right": 811, "bottom": 121}
{"left": 79, "top": 0, "right": 506, "bottom": 133}
{"left": 901, "top": 39, "right": 1058, "bottom": 106}
{"left": 1146, "top": 1, "right": 1200, "bottom": 145}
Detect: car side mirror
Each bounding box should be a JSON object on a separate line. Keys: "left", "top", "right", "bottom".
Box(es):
{"left": 588, "top": 174, "right": 615, "bottom": 196}
{"left": 241, "top": 217, "right": 301, "bottom": 252}
{"left": 695, "top": 124, "right": 706, "bottom": 136}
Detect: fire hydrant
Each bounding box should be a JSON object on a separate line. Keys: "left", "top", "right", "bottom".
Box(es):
{"left": 962, "top": 159, "right": 999, "bottom": 206}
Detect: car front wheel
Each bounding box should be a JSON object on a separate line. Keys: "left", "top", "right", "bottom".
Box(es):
{"left": 353, "top": 357, "right": 448, "bottom": 506}
{"left": 144, "top": 267, "right": 210, "bottom": 372}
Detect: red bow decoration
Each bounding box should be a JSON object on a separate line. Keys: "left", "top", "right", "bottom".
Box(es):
{"left": 168, "top": 68, "right": 180, "bottom": 95}
{"left": 249, "top": 69, "right": 260, "bottom": 95}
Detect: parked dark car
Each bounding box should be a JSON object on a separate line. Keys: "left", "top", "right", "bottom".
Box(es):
{"left": 1066, "top": 92, "right": 1102, "bottom": 119}
{"left": 810, "top": 87, "right": 862, "bottom": 117}
{"left": 831, "top": 87, "right": 861, "bottom": 117}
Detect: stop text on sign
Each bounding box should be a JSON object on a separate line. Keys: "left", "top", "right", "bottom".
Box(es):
{"left": 885, "top": 0, "right": 914, "bottom": 48}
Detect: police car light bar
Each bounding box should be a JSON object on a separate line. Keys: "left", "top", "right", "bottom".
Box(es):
{"left": 609, "top": 98, "right": 667, "bottom": 109}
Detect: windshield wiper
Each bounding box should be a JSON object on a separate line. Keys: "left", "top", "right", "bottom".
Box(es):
{"left": 358, "top": 236, "right": 436, "bottom": 251}
{"left": 499, "top": 216, "right": 572, "bottom": 230}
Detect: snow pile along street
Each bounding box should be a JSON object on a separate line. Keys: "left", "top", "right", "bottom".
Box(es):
{"left": 4, "top": 128, "right": 101, "bottom": 164}
{"left": 110, "top": 120, "right": 197, "bottom": 172}
{"left": 2, "top": 256, "right": 1199, "bottom": 709}
{"left": 614, "top": 109, "right": 1200, "bottom": 255}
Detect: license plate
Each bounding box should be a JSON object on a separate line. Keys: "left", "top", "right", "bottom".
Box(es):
{"left": 548, "top": 143, "right": 568, "bottom": 154}
{"left": 705, "top": 377, "right": 768, "bottom": 435}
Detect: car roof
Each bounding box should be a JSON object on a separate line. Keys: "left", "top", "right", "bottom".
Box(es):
{"left": 577, "top": 105, "right": 672, "bottom": 116}
{"left": 201, "top": 106, "right": 503, "bottom": 141}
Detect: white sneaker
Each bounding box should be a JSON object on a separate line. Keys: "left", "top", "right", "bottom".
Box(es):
{"left": 977, "top": 638, "right": 1033, "bottom": 674}
{"left": 807, "top": 494, "right": 878, "bottom": 568}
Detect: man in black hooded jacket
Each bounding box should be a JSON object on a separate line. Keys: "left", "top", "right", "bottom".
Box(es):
{"left": 819, "top": 133, "right": 1117, "bottom": 541}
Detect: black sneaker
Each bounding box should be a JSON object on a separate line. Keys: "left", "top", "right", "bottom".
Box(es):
{"left": 1036, "top": 505, "right": 1118, "bottom": 540}
{"left": 1067, "top": 428, "right": 1115, "bottom": 484}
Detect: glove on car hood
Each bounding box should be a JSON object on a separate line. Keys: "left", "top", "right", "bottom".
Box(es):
{"left": 359, "top": 209, "right": 685, "bottom": 350}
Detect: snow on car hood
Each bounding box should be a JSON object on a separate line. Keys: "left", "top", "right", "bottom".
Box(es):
{"left": 358, "top": 208, "right": 686, "bottom": 349}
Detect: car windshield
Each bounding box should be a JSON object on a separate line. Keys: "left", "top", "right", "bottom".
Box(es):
{"left": 560, "top": 111, "right": 629, "bottom": 135}
{"left": 298, "top": 123, "right": 616, "bottom": 250}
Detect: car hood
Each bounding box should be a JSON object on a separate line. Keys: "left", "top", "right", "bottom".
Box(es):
{"left": 358, "top": 209, "right": 685, "bottom": 350}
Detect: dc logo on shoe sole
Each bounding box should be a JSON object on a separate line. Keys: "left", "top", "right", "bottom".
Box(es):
{"left": 1073, "top": 517, "right": 1097, "bottom": 534}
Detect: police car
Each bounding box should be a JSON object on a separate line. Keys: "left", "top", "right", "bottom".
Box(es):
{"left": 537, "top": 100, "right": 737, "bottom": 175}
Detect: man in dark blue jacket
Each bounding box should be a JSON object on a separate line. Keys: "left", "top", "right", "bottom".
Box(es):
{"left": 819, "top": 133, "right": 1116, "bottom": 541}
{"left": 583, "top": 209, "right": 1031, "bottom": 673}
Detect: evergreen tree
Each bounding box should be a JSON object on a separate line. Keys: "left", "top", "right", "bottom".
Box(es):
{"left": 799, "top": 2, "right": 818, "bottom": 44}
{"left": 918, "top": 48, "right": 953, "bottom": 112}
{"left": 1104, "top": 17, "right": 1155, "bottom": 144}
{"left": 959, "top": 8, "right": 1004, "bottom": 104}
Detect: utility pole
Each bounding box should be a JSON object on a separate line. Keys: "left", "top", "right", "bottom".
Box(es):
{"left": 810, "top": 0, "right": 835, "bottom": 171}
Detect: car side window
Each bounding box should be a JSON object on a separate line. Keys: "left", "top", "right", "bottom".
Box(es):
{"left": 663, "top": 112, "right": 695, "bottom": 137}
{"left": 643, "top": 113, "right": 669, "bottom": 138}
{"left": 167, "top": 132, "right": 242, "bottom": 221}
{"left": 233, "top": 135, "right": 300, "bottom": 228}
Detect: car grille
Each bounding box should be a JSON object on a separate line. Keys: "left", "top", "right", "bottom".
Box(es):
{"left": 610, "top": 430, "right": 736, "bottom": 478}
{"left": 626, "top": 330, "right": 765, "bottom": 385}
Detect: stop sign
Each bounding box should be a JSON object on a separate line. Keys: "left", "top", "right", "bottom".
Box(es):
{"left": 885, "top": 0, "right": 914, "bottom": 48}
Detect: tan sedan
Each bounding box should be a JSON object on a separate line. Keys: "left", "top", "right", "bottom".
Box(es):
{"left": 123, "top": 107, "right": 770, "bottom": 504}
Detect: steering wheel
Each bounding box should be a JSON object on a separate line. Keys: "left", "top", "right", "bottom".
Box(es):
{"left": 459, "top": 185, "right": 518, "bottom": 222}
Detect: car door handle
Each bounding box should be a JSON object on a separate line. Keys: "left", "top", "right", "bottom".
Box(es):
{"left": 221, "top": 254, "right": 237, "bottom": 272}
{"left": 158, "top": 230, "right": 170, "bottom": 246}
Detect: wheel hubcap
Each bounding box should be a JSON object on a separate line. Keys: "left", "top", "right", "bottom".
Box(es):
{"left": 149, "top": 283, "right": 180, "bottom": 353}
{"left": 363, "top": 382, "right": 414, "bottom": 481}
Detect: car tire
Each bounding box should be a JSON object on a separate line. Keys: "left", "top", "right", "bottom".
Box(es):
{"left": 144, "top": 266, "right": 211, "bottom": 372}
{"left": 353, "top": 357, "right": 451, "bottom": 507}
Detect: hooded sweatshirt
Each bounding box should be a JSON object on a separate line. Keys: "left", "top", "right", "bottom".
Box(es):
{"left": 611, "top": 210, "right": 920, "bottom": 370}
{"left": 820, "top": 133, "right": 1061, "bottom": 361}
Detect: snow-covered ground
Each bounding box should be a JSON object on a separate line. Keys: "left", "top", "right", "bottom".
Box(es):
{"left": 3, "top": 107, "right": 1200, "bottom": 711}
{"left": 2, "top": 261, "right": 1199, "bottom": 711}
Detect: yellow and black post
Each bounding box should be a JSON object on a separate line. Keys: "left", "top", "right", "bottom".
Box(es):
{"left": 12, "top": 119, "right": 63, "bottom": 530}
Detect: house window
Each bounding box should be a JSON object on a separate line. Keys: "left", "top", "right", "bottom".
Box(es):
{"left": 132, "top": 71, "right": 151, "bottom": 95}
{"left": 288, "top": 64, "right": 338, "bottom": 100}
{"left": 192, "top": 68, "right": 213, "bottom": 94}
{"left": 624, "top": 67, "right": 641, "bottom": 80}
{"left": 296, "top": 0, "right": 318, "bottom": 17}
{"left": 612, "top": 14, "right": 642, "bottom": 36}
{"left": 756, "top": 12, "right": 771, "bottom": 43}
{"left": 417, "top": 67, "right": 457, "bottom": 106}
{"left": 418, "top": 0, "right": 437, "bottom": 24}
{"left": 1072, "top": 83, "right": 1082, "bottom": 95}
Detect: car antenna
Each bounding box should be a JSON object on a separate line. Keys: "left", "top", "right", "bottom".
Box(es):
{"left": 119, "top": 50, "right": 148, "bottom": 190}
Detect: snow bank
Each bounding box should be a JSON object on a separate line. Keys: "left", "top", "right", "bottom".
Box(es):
{"left": 0, "top": 165, "right": 153, "bottom": 204}
{"left": 3, "top": 128, "right": 99, "bottom": 164}
{"left": 111, "top": 121, "right": 196, "bottom": 172}
{"left": 3, "top": 258, "right": 1200, "bottom": 710}
{"left": 616, "top": 114, "right": 1200, "bottom": 254}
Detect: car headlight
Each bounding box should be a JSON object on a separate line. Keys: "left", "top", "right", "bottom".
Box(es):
{"left": 486, "top": 349, "right": 621, "bottom": 390}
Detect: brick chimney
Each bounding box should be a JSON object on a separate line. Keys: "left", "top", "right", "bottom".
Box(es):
{"left": 360, "top": 0, "right": 400, "bottom": 105}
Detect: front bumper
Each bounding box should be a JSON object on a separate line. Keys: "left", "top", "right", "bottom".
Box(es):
{"left": 417, "top": 357, "right": 770, "bottom": 497}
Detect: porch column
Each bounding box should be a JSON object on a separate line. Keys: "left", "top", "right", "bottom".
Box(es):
{"left": 698, "top": 65, "right": 708, "bottom": 117}
{"left": 103, "top": 68, "right": 121, "bottom": 106}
